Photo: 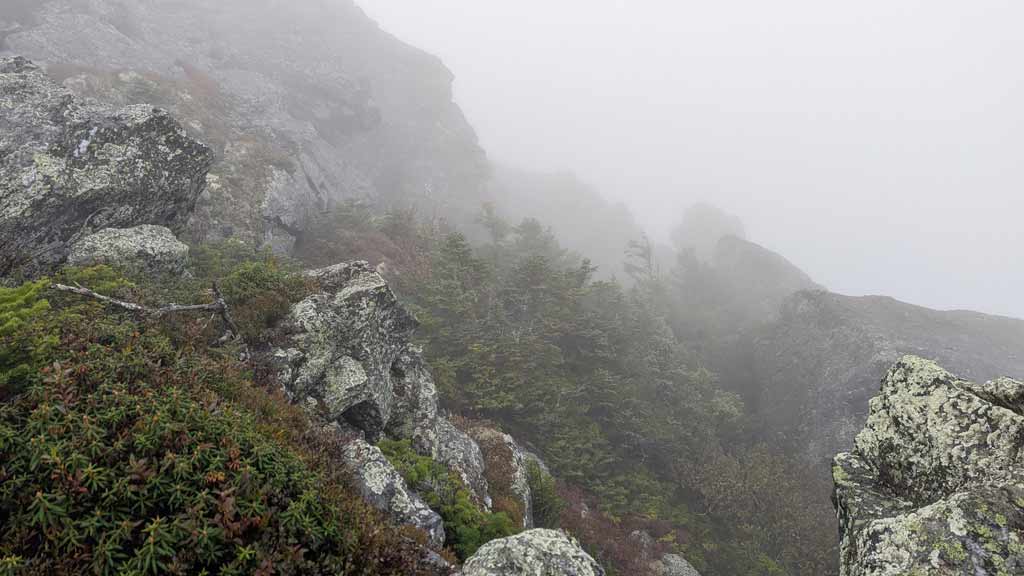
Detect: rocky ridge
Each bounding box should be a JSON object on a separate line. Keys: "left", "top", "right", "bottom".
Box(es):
{"left": 833, "top": 356, "right": 1024, "bottom": 575}
{"left": 0, "top": 53, "right": 596, "bottom": 574}
{"left": 752, "top": 291, "right": 1024, "bottom": 466}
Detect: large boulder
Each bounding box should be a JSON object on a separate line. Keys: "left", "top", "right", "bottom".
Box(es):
{"left": 832, "top": 356, "right": 1024, "bottom": 576}
{"left": 0, "top": 56, "right": 212, "bottom": 278}
{"left": 68, "top": 225, "right": 189, "bottom": 276}
{"left": 275, "top": 262, "right": 418, "bottom": 440}
{"left": 341, "top": 438, "right": 445, "bottom": 550}
{"left": 469, "top": 426, "right": 534, "bottom": 529}
{"left": 462, "top": 529, "right": 605, "bottom": 576}
{"left": 277, "top": 261, "right": 494, "bottom": 507}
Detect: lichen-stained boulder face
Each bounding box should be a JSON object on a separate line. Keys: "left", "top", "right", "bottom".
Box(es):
{"left": 833, "top": 356, "right": 1024, "bottom": 576}
{"left": 0, "top": 57, "right": 213, "bottom": 278}
{"left": 432, "top": 418, "right": 491, "bottom": 509}
{"left": 67, "top": 225, "right": 189, "bottom": 276}
{"left": 853, "top": 356, "right": 1024, "bottom": 503}
{"left": 276, "top": 262, "right": 418, "bottom": 440}
{"left": 469, "top": 426, "right": 534, "bottom": 529}
{"left": 385, "top": 346, "right": 491, "bottom": 508}
{"left": 462, "top": 529, "right": 605, "bottom": 576}
{"left": 340, "top": 438, "right": 445, "bottom": 550}
{"left": 385, "top": 345, "right": 441, "bottom": 446}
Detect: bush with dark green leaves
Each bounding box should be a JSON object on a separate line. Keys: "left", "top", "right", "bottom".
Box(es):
{"left": 0, "top": 269, "right": 445, "bottom": 576}
{"left": 378, "top": 439, "right": 518, "bottom": 560}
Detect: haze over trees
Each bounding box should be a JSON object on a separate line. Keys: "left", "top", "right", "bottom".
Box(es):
{"left": 1, "top": 2, "right": 1022, "bottom": 576}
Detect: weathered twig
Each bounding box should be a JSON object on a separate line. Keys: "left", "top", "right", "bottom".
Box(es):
{"left": 51, "top": 282, "right": 241, "bottom": 343}
{"left": 211, "top": 282, "right": 241, "bottom": 338}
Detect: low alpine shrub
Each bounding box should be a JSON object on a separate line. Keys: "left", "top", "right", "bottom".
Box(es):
{"left": 378, "top": 439, "right": 518, "bottom": 560}
{"left": 0, "top": 273, "right": 444, "bottom": 575}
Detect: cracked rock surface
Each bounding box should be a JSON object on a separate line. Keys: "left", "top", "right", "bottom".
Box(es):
{"left": 833, "top": 355, "right": 1024, "bottom": 576}
{"left": 341, "top": 437, "right": 445, "bottom": 549}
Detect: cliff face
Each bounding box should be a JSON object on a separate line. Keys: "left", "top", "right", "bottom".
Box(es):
{"left": 833, "top": 357, "right": 1024, "bottom": 575}
{"left": 3, "top": 0, "right": 488, "bottom": 251}
{"left": 753, "top": 291, "right": 1024, "bottom": 466}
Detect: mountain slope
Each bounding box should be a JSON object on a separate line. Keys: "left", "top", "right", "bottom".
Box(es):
{"left": 3, "top": 0, "right": 488, "bottom": 249}
{"left": 751, "top": 290, "right": 1024, "bottom": 465}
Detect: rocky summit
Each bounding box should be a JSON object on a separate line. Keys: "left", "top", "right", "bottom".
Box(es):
{"left": 833, "top": 356, "right": 1024, "bottom": 575}
{"left": 0, "top": 57, "right": 212, "bottom": 278}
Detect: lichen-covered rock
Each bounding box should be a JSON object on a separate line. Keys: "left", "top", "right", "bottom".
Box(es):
{"left": 432, "top": 418, "right": 491, "bottom": 509}
{"left": 67, "top": 225, "right": 189, "bottom": 276}
{"left": 0, "top": 56, "right": 213, "bottom": 278}
{"left": 386, "top": 345, "right": 442, "bottom": 449}
{"left": 384, "top": 346, "right": 491, "bottom": 507}
{"left": 461, "top": 529, "right": 605, "bottom": 576}
{"left": 276, "top": 261, "right": 418, "bottom": 440}
{"left": 651, "top": 554, "right": 702, "bottom": 576}
{"left": 469, "top": 426, "right": 534, "bottom": 529}
{"left": 341, "top": 438, "right": 445, "bottom": 549}
{"left": 833, "top": 356, "right": 1024, "bottom": 576}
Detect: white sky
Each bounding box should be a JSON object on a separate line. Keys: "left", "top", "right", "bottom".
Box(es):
{"left": 357, "top": 0, "right": 1024, "bottom": 319}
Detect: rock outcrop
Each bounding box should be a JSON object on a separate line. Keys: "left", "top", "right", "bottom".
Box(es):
{"left": 469, "top": 426, "right": 534, "bottom": 529}
{"left": 0, "top": 56, "right": 212, "bottom": 278}
{"left": 341, "top": 437, "right": 445, "bottom": 550}
{"left": 275, "top": 261, "right": 418, "bottom": 440}
{"left": 68, "top": 225, "right": 189, "bottom": 276}
{"left": 3, "top": 0, "right": 489, "bottom": 249}
{"left": 462, "top": 529, "right": 605, "bottom": 576}
{"left": 833, "top": 356, "right": 1024, "bottom": 576}
{"left": 276, "top": 260, "right": 546, "bottom": 544}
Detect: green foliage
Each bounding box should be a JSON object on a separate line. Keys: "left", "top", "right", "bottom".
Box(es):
{"left": 189, "top": 240, "right": 270, "bottom": 280}
{"left": 218, "top": 259, "right": 307, "bottom": 341}
{"left": 0, "top": 281, "right": 51, "bottom": 397}
{"left": 378, "top": 439, "right": 518, "bottom": 560}
{"left": 1, "top": 266, "right": 133, "bottom": 399}
{"left": 0, "top": 273, "right": 444, "bottom": 576}
{"left": 526, "top": 461, "right": 564, "bottom": 529}
{"left": 356, "top": 207, "right": 830, "bottom": 575}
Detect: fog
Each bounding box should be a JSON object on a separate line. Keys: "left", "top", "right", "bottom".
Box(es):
{"left": 358, "top": 0, "right": 1024, "bottom": 320}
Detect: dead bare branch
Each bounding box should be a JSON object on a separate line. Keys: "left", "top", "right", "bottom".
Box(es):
{"left": 51, "top": 282, "right": 241, "bottom": 343}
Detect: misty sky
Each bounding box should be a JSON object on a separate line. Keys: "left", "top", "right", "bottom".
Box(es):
{"left": 358, "top": 0, "right": 1024, "bottom": 319}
